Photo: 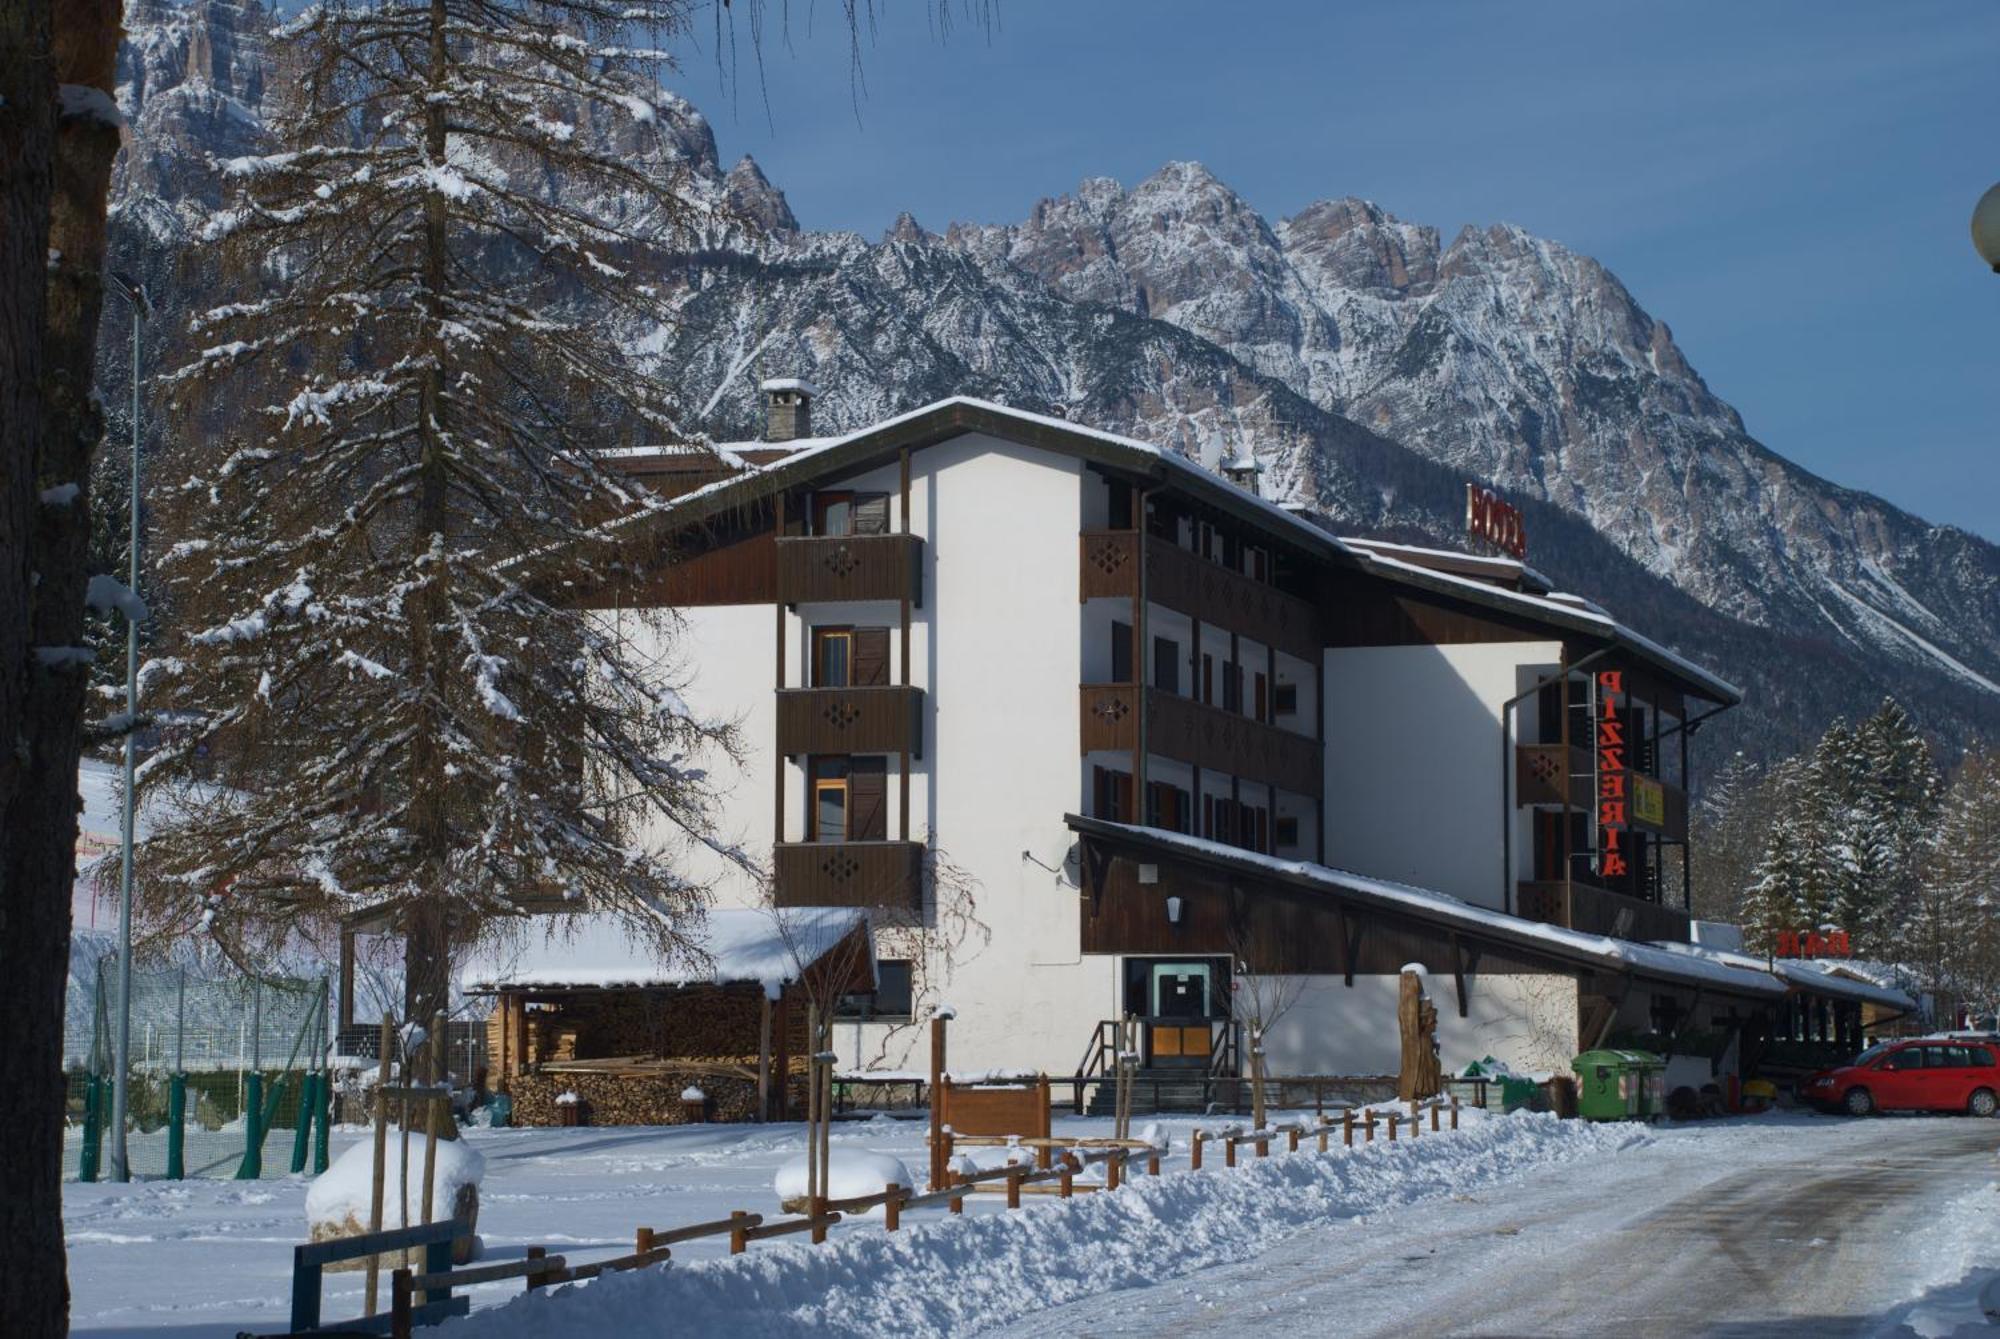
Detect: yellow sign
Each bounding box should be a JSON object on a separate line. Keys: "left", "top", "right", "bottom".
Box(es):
{"left": 1633, "top": 776, "right": 1666, "bottom": 828}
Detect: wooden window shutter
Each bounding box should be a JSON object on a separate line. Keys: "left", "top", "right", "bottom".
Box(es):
{"left": 852, "top": 628, "right": 890, "bottom": 686}
{"left": 849, "top": 760, "right": 888, "bottom": 841}
{"left": 854, "top": 493, "right": 890, "bottom": 535}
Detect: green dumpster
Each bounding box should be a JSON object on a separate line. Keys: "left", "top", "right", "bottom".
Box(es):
{"left": 1572, "top": 1049, "right": 1664, "bottom": 1121}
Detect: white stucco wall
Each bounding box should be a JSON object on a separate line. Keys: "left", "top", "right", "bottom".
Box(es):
{"left": 1321, "top": 641, "right": 1561, "bottom": 909}
{"left": 1254, "top": 970, "right": 1579, "bottom": 1078}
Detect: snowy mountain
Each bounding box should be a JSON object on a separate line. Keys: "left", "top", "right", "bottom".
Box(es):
{"left": 106, "top": 0, "right": 2000, "bottom": 760}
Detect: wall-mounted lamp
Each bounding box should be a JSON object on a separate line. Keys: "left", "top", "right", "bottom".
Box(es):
{"left": 1166, "top": 895, "right": 1183, "bottom": 926}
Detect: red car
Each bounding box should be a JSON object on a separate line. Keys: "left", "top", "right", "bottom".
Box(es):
{"left": 1805, "top": 1039, "right": 2000, "bottom": 1116}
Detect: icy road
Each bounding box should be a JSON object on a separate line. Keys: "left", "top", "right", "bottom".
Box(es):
{"left": 990, "top": 1116, "right": 2000, "bottom": 1338}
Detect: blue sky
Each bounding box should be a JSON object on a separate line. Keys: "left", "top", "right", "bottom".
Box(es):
{"left": 671, "top": 2, "right": 2000, "bottom": 541}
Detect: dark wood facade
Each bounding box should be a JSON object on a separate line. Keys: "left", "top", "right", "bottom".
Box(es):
{"left": 1516, "top": 879, "right": 1692, "bottom": 945}
{"left": 776, "top": 534, "right": 924, "bottom": 605}
{"left": 776, "top": 685, "right": 924, "bottom": 758}
{"left": 1079, "top": 529, "right": 1318, "bottom": 661}
{"left": 772, "top": 840, "right": 926, "bottom": 913}
{"left": 1078, "top": 683, "right": 1321, "bottom": 798}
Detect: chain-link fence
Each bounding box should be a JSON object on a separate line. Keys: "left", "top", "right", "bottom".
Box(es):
{"left": 64, "top": 953, "right": 333, "bottom": 1180}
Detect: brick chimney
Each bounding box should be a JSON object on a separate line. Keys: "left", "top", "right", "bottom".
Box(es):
{"left": 760, "top": 377, "right": 817, "bottom": 442}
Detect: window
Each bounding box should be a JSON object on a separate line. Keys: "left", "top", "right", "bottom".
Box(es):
{"left": 1202, "top": 654, "right": 1214, "bottom": 705}
{"left": 811, "top": 491, "right": 889, "bottom": 536}
{"left": 1153, "top": 636, "right": 1181, "bottom": 694}
{"left": 1275, "top": 815, "right": 1300, "bottom": 848}
{"left": 810, "top": 758, "right": 848, "bottom": 842}
{"left": 1222, "top": 662, "right": 1241, "bottom": 713}
{"left": 1146, "top": 781, "right": 1191, "bottom": 834}
{"left": 808, "top": 757, "right": 886, "bottom": 841}
{"left": 836, "top": 958, "right": 914, "bottom": 1020}
{"left": 1970, "top": 1048, "right": 1996, "bottom": 1068}
{"left": 1883, "top": 1048, "right": 1927, "bottom": 1071}
{"left": 1107, "top": 481, "right": 1135, "bottom": 531}
{"left": 1274, "top": 682, "right": 1298, "bottom": 716}
{"left": 1111, "top": 621, "right": 1134, "bottom": 684}
{"left": 812, "top": 627, "right": 852, "bottom": 687}
{"left": 1253, "top": 672, "right": 1267, "bottom": 722}
{"left": 1247, "top": 546, "right": 1269, "bottom": 583}
{"left": 1093, "top": 766, "right": 1134, "bottom": 823}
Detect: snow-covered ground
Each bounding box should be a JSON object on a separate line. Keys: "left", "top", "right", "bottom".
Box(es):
{"left": 62, "top": 1111, "right": 2000, "bottom": 1338}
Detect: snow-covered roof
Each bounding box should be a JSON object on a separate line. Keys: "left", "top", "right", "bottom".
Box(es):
{"left": 1066, "top": 816, "right": 1785, "bottom": 999}
{"left": 459, "top": 905, "right": 869, "bottom": 1000}
{"left": 1642, "top": 941, "right": 1916, "bottom": 1013}
{"left": 597, "top": 396, "right": 1741, "bottom": 705}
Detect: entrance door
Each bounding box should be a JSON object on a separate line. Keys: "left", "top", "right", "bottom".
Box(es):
{"left": 1147, "top": 962, "right": 1215, "bottom": 1068}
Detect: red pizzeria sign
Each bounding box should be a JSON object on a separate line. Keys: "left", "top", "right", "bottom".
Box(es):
{"left": 1466, "top": 483, "right": 1527, "bottom": 560}
{"left": 1596, "top": 670, "right": 1627, "bottom": 879}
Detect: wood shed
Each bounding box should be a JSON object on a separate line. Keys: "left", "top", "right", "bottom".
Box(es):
{"left": 461, "top": 906, "right": 874, "bottom": 1126}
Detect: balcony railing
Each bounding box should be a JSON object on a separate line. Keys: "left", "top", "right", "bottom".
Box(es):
{"left": 777, "top": 685, "right": 923, "bottom": 757}
{"left": 1079, "top": 683, "right": 1322, "bottom": 798}
{"left": 1514, "top": 743, "right": 1687, "bottom": 840}
{"left": 776, "top": 533, "right": 923, "bottom": 605}
{"left": 1078, "top": 530, "right": 1319, "bottom": 661}
{"left": 1517, "top": 879, "right": 1691, "bottom": 944}
{"left": 773, "top": 841, "right": 925, "bottom": 912}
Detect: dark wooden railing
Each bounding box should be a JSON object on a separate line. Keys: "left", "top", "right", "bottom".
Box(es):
{"left": 1078, "top": 683, "right": 1321, "bottom": 798}
{"left": 777, "top": 686, "right": 923, "bottom": 757}
{"left": 1078, "top": 530, "right": 1318, "bottom": 661}
{"left": 773, "top": 841, "right": 926, "bottom": 911}
{"left": 776, "top": 534, "right": 923, "bottom": 605}
{"left": 1514, "top": 743, "right": 1686, "bottom": 840}
{"left": 1517, "top": 879, "right": 1691, "bottom": 944}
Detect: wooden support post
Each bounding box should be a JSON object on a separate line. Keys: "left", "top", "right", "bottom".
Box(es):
{"left": 1343, "top": 1109, "right": 1354, "bottom": 1148}
{"left": 810, "top": 1196, "right": 828, "bottom": 1245}
{"left": 1287, "top": 1127, "right": 1300, "bottom": 1154}
{"left": 757, "top": 994, "right": 772, "bottom": 1124}
{"left": 1225, "top": 1137, "right": 1236, "bottom": 1168}
{"left": 729, "top": 1211, "right": 750, "bottom": 1255}
{"left": 524, "top": 1245, "right": 548, "bottom": 1291}
{"left": 1387, "top": 1112, "right": 1398, "bottom": 1142}
{"left": 365, "top": 1014, "right": 394, "bottom": 1317}
{"left": 1409, "top": 1098, "right": 1420, "bottom": 1139}
{"left": 635, "top": 1227, "right": 655, "bottom": 1255}
{"left": 948, "top": 1171, "right": 964, "bottom": 1215}
{"left": 1106, "top": 1152, "right": 1122, "bottom": 1191}
{"left": 1363, "top": 1109, "right": 1374, "bottom": 1144}
{"left": 1451, "top": 1095, "right": 1460, "bottom": 1131}
{"left": 1147, "top": 1150, "right": 1161, "bottom": 1176}
{"left": 390, "top": 1268, "right": 413, "bottom": 1339}
{"left": 1431, "top": 1103, "right": 1441, "bottom": 1133}
{"left": 1255, "top": 1133, "right": 1269, "bottom": 1159}
{"left": 1191, "top": 1132, "right": 1204, "bottom": 1171}
{"left": 928, "top": 1015, "right": 947, "bottom": 1191}
{"left": 884, "top": 1186, "right": 901, "bottom": 1233}
{"left": 1059, "top": 1164, "right": 1074, "bottom": 1199}
{"left": 1006, "top": 1167, "right": 1024, "bottom": 1210}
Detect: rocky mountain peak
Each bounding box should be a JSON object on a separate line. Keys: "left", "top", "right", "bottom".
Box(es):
{"left": 722, "top": 154, "right": 798, "bottom": 235}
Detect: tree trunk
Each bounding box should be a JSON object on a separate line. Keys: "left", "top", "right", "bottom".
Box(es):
{"left": 1, "top": 2, "right": 123, "bottom": 1335}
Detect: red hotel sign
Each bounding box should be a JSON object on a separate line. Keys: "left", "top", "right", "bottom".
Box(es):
{"left": 1596, "top": 670, "right": 1628, "bottom": 879}
{"left": 1777, "top": 930, "right": 1852, "bottom": 959}
{"left": 1466, "top": 483, "right": 1527, "bottom": 560}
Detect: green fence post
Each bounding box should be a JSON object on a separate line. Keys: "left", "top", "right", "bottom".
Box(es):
{"left": 290, "top": 1073, "right": 315, "bottom": 1174}
{"left": 311, "top": 1071, "right": 332, "bottom": 1175}
{"left": 234, "top": 1072, "right": 264, "bottom": 1180}
{"left": 78, "top": 1076, "right": 104, "bottom": 1183}
{"left": 166, "top": 1073, "right": 187, "bottom": 1180}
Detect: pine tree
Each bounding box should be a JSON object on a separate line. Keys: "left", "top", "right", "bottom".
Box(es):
{"left": 1915, "top": 750, "right": 2000, "bottom": 1022}
{"left": 136, "top": 0, "right": 742, "bottom": 1049}
{"left": 1849, "top": 698, "right": 1940, "bottom": 956}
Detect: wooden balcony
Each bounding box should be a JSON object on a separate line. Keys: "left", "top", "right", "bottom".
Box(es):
{"left": 1517, "top": 879, "right": 1691, "bottom": 944}
{"left": 1514, "top": 743, "right": 1686, "bottom": 840}
{"left": 1079, "top": 683, "right": 1322, "bottom": 798}
{"left": 1078, "top": 530, "right": 1319, "bottom": 660}
{"left": 777, "top": 686, "right": 923, "bottom": 758}
{"left": 776, "top": 533, "right": 923, "bottom": 606}
{"left": 773, "top": 841, "right": 925, "bottom": 912}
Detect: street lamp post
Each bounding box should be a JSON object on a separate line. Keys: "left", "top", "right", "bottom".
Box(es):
{"left": 104, "top": 271, "right": 149, "bottom": 1183}
{"left": 1974, "top": 183, "right": 2000, "bottom": 273}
